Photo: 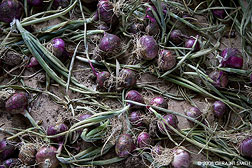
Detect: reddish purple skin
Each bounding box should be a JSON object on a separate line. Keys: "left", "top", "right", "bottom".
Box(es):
{"left": 115, "top": 134, "right": 135, "bottom": 157}
{"left": 96, "top": 71, "right": 110, "bottom": 88}
{"left": 99, "top": 33, "right": 121, "bottom": 52}
{"left": 27, "top": 0, "right": 43, "bottom": 6}
{"left": 97, "top": 0, "right": 117, "bottom": 25}
{"left": 158, "top": 114, "right": 178, "bottom": 133}
{"left": 239, "top": 137, "right": 252, "bottom": 159}
{"left": 158, "top": 49, "right": 176, "bottom": 71}
{"left": 172, "top": 148, "right": 191, "bottom": 168}
{"left": 186, "top": 107, "right": 202, "bottom": 123}
{"left": 47, "top": 123, "right": 68, "bottom": 143}
{"left": 209, "top": 70, "right": 228, "bottom": 88}
{"left": 137, "top": 132, "right": 151, "bottom": 148}
{"left": 36, "top": 146, "right": 59, "bottom": 168}
{"left": 0, "top": 139, "right": 15, "bottom": 161}
{"left": 221, "top": 48, "right": 243, "bottom": 69}
{"left": 53, "top": 0, "right": 69, "bottom": 8}
{"left": 129, "top": 111, "right": 143, "bottom": 127}
{"left": 0, "top": 0, "right": 23, "bottom": 23}
{"left": 125, "top": 90, "right": 145, "bottom": 108}
{"left": 213, "top": 101, "right": 227, "bottom": 118}
{"left": 1, "top": 158, "right": 19, "bottom": 167}
{"left": 185, "top": 38, "right": 200, "bottom": 52}
{"left": 150, "top": 96, "right": 168, "bottom": 109}
{"left": 52, "top": 38, "right": 65, "bottom": 57}
{"left": 118, "top": 69, "right": 136, "bottom": 88}
{"left": 139, "top": 35, "right": 158, "bottom": 60}
{"left": 128, "top": 23, "right": 144, "bottom": 34}
{"left": 170, "top": 30, "right": 183, "bottom": 44}
{"left": 212, "top": 9, "right": 225, "bottom": 19}
{"left": 27, "top": 57, "right": 39, "bottom": 68}
{"left": 145, "top": 20, "right": 160, "bottom": 36}
{"left": 5, "top": 92, "right": 29, "bottom": 114}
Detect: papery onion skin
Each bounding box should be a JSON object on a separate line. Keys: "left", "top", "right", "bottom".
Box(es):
{"left": 36, "top": 146, "right": 59, "bottom": 168}
{"left": 47, "top": 123, "right": 68, "bottom": 143}
{"left": 5, "top": 92, "right": 29, "bottom": 114}
{"left": 145, "top": 21, "right": 160, "bottom": 36}
{"left": 185, "top": 38, "right": 200, "bottom": 52}
{"left": 137, "top": 132, "right": 151, "bottom": 148}
{"left": 129, "top": 111, "right": 143, "bottom": 127}
{"left": 213, "top": 101, "right": 227, "bottom": 118}
{"left": 19, "top": 143, "right": 37, "bottom": 165}
{"left": 0, "top": 139, "right": 16, "bottom": 161}
{"left": 99, "top": 33, "right": 121, "bottom": 53}
{"left": 157, "top": 114, "right": 178, "bottom": 134}
{"left": 115, "top": 134, "right": 135, "bottom": 157}
{"left": 96, "top": 71, "right": 110, "bottom": 89}
{"left": 221, "top": 48, "right": 243, "bottom": 69}
{"left": 172, "top": 147, "right": 191, "bottom": 168}
{"left": 118, "top": 69, "right": 137, "bottom": 89}
{"left": 158, "top": 49, "right": 176, "bottom": 71}
{"left": 97, "top": 0, "right": 118, "bottom": 25}
{"left": 0, "top": 0, "right": 23, "bottom": 23}
{"left": 239, "top": 137, "right": 252, "bottom": 159}
{"left": 209, "top": 70, "right": 228, "bottom": 88}
{"left": 150, "top": 96, "right": 168, "bottom": 109}
{"left": 125, "top": 90, "right": 145, "bottom": 109}
{"left": 139, "top": 35, "right": 158, "bottom": 60}
{"left": 185, "top": 107, "right": 202, "bottom": 123}
{"left": 128, "top": 23, "right": 144, "bottom": 34}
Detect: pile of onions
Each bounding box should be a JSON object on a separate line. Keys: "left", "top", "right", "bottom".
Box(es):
{"left": 158, "top": 49, "right": 176, "bottom": 71}
{"left": 157, "top": 114, "right": 178, "bottom": 134}
{"left": 138, "top": 35, "right": 158, "bottom": 60}
{"left": 0, "top": 0, "right": 23, "bottom": 23}
{"left": 220, "top": 48, "right": 243, "bottom": 69}
{"left": 171, "top": 147, "right": 191, "bottom": 168}
{"left": 36, "top": 146, "right": 59, "bottom": 168}
{"left": 115, "top": 134, "right": 135, "bottom": 157}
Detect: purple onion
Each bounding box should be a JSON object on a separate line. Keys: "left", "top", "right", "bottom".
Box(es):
{"left": 185, "top": 37, "right": 200, "bottom": 52}
{"left": 213, "top": 101, "right": 227, "bottom": 118}
{"left": 125, "top": 90, "right": 145, "bottom": 109}
{"left": 157, "top": 114, "right": 178, "bottom": 134}
{"left": 129, "top": 111, "right": 143, "bottom": 127}
{"left": 169, "top": 30, "right": 184, "bottom": 44}
{"left": 47, "top": 123, "right": 68, "bottom": 143}
{"left": 0, "top": 139, "right": 15, "bottom": 161}
{"left": 128, "top": 23, "right": 144, "bottom": 34}
{"left": 145, "top": 3, "right": 167, "bottom": 23}
{"left": 172, "top": 147, "right": 191, "bottom": 168}
{"left": 51, "top": 38, "right": 65, "bottom": 58}
{"left": 209, "top": 70, "right": 228, "bottom": 88}
{"left": 239, "top": 137, "right": 252, "bottom": 159}
{"left": 158, "top": 49, "right": 176, "bottom": 71}
{"left": 96, "top": 71, "right": 110, "bottom": 89}
{"left": 185, "top": 107, "right": 202, "bottom": 123}
{"left": 27, "top": 57, "right": 39, "bottom": 68}
{"left": 99, "top": 33, "right": 121, "bottom": 53}
{"left": 212, "top": 9, "right": 225, "bottom": 19}
{"left": 118, "top": 69, "right": 137, "bottom": 89}
{"left": 137, "top": 132, "right": 151, "bottom": 148}
{"left": 145, "top": 21, "right": 160, "bottom": 36}
{"left": 138, "top": 35, "right": 158, "bottom": 60}
{"left": 220, "top": 48, "right": 243, "bottom": 69}
{"left": 19, "top": 143, "right": 37, "bottom": 165}
{"left": 150, "top": 96, "right": 168, "bottom": 109}
{"left": 79, "top": 114, "right": 92, "bottom": 121}
{"left": 0, "top": 158, "right": 19, "bottom": 168}
{"left": 0, "top": 0, "right": 23, "bottom": 23}
{"left": 115, "top": 134, "right": 135, "bottom": 157}
{"left": 97, "top": 0, "right": 118, "bottom": 25}
{"left": 53, "top": 0, "right": 69, "bottom": 8}
{"left": 36, "top": 146, "right": 59, "bottom": 168}
{"left": 5, "top": 92, "right": 29, "bottom": 114}
{"left": 27, "top": 0, "right": 43, "bottom": 6}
